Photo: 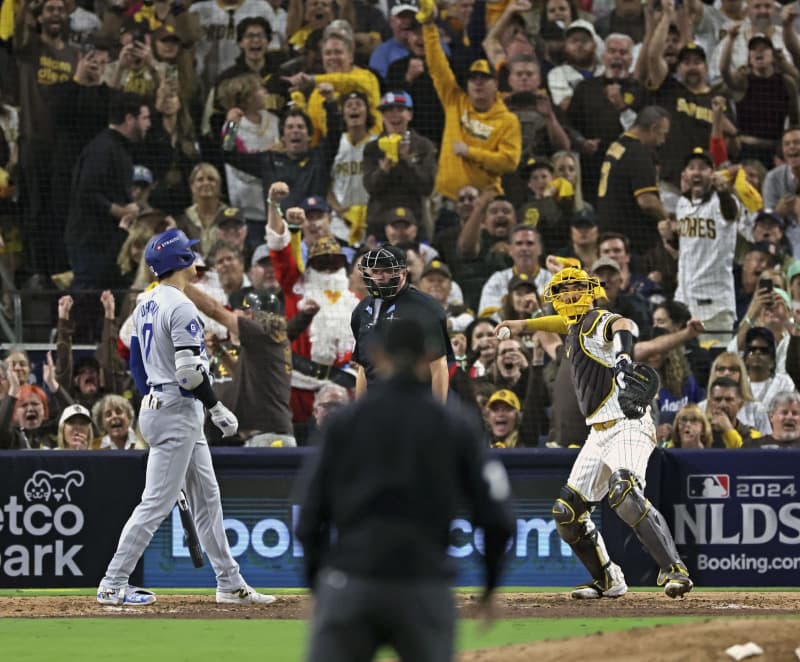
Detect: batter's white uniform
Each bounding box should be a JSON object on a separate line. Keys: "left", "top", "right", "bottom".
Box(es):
{"left": 674, "top": 191, "right": 740, "bottom": 338}
{"left": 564, "top": 310, "right": 657, "bottom": 502}
{"left": 100, "top": 284, "right": 246, "bottom": 591}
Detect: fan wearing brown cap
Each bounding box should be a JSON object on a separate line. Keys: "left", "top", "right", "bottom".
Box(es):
{"left": 708, "top": 0, "right": 795, "bottom": 84}
{"left": 418, "top": 2, "right": 521, "bottom": 202}
{"left": 719, "top": 25, "right": 799, "bottom": 167}
{"left": 646, "top": 1, "right": 738, "bottom": 187}
{"left": 264, "top": 181, "right": 360, "bottom": 423}
{"left": 673, "top": 147, "right": 739, "bottom": 345}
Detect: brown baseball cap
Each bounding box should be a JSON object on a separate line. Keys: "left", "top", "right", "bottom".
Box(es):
{"left": 214, "top": 207, "right": 246, "bottom": 227}
{"left": 386, "top": 206, "right": 418, "bottom": 226}
{"left": 508, "top": 273, "right": 537, "bottom": 292}
{"left": 308, "top": 236, "right": 344, "bottom": 261}
{"left": 421, "top": 259, "right": 452, "bottom": 279}
{"left": 468, "top": 59, "right": 495, "bottom": 79}
{"left": 153, "top": 24, "right": 181, "bottom": 42}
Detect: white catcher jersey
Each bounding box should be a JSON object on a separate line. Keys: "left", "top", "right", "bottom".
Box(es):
{"left": 674, "top": 192, "right": 739, "bottom": 319}
{"left": 133, "top": 285, "right": 209, "bottom": 387}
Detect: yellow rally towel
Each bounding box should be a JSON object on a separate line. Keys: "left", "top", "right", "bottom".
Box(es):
{"left": 416, "top": 0, "right": 435, "bottom": 24}
{"left": 378, "top": 133, "right": 402, "bottom": 163}
{"left": 485, "top": 0, "right": 509, "bottom": 27}
{"left": 553, "top": 256, "right": 581, "bottom": 269}
{"left": 343, "top": 205, "right": 368, "bottom": 246}
{"left": 291, "top": 229, "right": 305, "bottom": 274}
{"left": 0, "top": 0, "right": 16, "bottom": 40}
{"left": 550, "top": 177, "right": 575, "bottom": 199}
{"left": 734, "top": 167, "right": 763, "bottom": 212}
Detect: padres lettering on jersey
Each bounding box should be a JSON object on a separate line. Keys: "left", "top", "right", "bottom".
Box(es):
{"left": 36, "top": 54, "right": 73, "bottom": 85}
{"left": 678, "top": 216, "right": 716, "bottom": 239}
{"left": 334, "top": 160, "right": 363, "bottom": 176}
{"left": 460, "top": 110, "right": 494, "bottom": 140}
{"left": 566, "top": 309, "right": 621, "bottom": 420}
{"left": 675, "top": 98, "right": 713, "bottom": 124}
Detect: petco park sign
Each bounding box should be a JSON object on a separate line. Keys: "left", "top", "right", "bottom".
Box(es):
{"left": 0, "top": 471, "right": 85, "bottom": 577}
{"left": 0, "top": 454, "right": 145, "bottom": 588}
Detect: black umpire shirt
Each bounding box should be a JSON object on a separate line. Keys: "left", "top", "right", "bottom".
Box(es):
{"left": 595, "top": 131, "right": 659, "bottom": 255}
{"left": 295, "top": 374, "right": 514, "bottom": 588}
{"left": 350, "top": 284, "right": 455, "bottom": 382}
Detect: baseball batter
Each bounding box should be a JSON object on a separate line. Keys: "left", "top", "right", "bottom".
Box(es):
{"left": 498, "top": 267, "right": 693, "bottom": 599}
{"left": 97, "top": 229, "right": 275, "bottom": 606}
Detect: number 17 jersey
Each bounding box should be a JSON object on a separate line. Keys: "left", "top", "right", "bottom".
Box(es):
{"left": 133, "top": 284, "right": 208, "bottom": 387}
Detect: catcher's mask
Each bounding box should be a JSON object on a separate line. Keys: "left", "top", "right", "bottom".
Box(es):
{"left": 544, "top": 267, "right": 601, "bottom": 324}
{"left": 359, "top": 245, "right": 407, "bottom": 300}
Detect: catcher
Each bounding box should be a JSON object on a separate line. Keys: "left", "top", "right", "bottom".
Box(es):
{"left": 497, "top": 266, "right": 693, "bottom": 600}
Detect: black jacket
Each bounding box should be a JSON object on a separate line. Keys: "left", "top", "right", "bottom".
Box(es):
{"left": 295, "top": 374, "right": 514, "bottom": 591}
{"left": 362, "top": 129, "right": 436, "bottom": 235}
{"left": 66, "top": 127, "right": 134, "bottom": 287}
{"left": 222, "top": 100, "right": 342, "bottom": 210}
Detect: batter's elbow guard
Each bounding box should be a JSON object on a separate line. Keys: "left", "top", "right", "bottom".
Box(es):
{"left": 175, "top": 348, "right": 205, "bottom": 389}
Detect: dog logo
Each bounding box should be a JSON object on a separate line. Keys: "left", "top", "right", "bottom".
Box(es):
{"left": 23, "top": 470, "right": 85, "bottom": 503}
{"left": 687, "top": 474, "right": 729, "bottom": 499}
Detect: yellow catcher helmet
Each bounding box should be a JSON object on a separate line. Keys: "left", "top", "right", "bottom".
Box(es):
{"left": 544, "top": 267, "right": 601, "bottom": 324}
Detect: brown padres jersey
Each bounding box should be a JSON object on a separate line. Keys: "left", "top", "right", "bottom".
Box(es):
{"left": 565, "top": 309, "right": 622, "bottom": 420}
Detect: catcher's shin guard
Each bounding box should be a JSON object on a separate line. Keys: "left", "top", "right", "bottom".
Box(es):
{"left": 608, "top": 469, "right": 685, "bottom": 572}
{"left": 553, "top": 485, "right": 623, "bottom": 595}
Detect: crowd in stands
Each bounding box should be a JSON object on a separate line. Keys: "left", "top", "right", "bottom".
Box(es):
{"left": 0, "top": 0, "right": 799, "bottom": 450}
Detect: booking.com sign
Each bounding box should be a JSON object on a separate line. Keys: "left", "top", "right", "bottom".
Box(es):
{"left": 144, "top": 499, "right": 587, "bottom": 588}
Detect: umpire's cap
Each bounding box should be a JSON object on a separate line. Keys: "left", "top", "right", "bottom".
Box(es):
{"left": 229, "top": 287, "right": 283, "bottom": 315}
{"left": 145, "top": 229, "right": 198, "bottom": 278}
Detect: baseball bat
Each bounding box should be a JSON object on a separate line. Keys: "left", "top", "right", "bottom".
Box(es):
{"left": 177, "top": 489, "right": 205, "bottom": 568}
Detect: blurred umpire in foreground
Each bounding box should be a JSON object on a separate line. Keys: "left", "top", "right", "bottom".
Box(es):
{"left": 296, "top": 319, "right": 514, "bottom": 662}
{"left": 351, "top": 245, "right": 454, "bottom": 402}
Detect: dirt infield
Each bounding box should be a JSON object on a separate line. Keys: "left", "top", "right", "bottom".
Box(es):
{"left": 3, "top": 592, "right": 799, "bottom": 660}
{"left": 459, "top": 618, "right": 800, "bottom": 662}
{"left": 2, "top": 590, "right": 799, "bottom": 619}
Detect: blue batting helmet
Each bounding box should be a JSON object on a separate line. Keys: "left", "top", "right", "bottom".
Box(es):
{"left": 145, "top": 229, "right": 199, "bottom": 278}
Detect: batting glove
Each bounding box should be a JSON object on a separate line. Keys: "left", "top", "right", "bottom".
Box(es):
{"left": 209, "top": 402, "right": 238, "bottom": 438}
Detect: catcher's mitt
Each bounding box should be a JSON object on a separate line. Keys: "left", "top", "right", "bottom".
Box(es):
{"left": 616, "top": 362, "right": 660, "bottom": 419}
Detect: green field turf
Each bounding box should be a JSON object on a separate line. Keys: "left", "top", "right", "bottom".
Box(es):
{"left": 1, "top": 588, "right": 797, "bottom": 661}
{"left": 0, "top": 616, "right": 705, "bottom": 662}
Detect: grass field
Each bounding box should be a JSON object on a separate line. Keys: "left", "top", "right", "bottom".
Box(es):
{"left": 0, "top": 614, "right": 704, "bottom": 662}
{"left": 1, "top": 588, "right": 797, "bottom": 662}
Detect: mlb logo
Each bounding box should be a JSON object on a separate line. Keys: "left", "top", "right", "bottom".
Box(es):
{"left": 687, "top": 474, "right": 730, "bottom": 499}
